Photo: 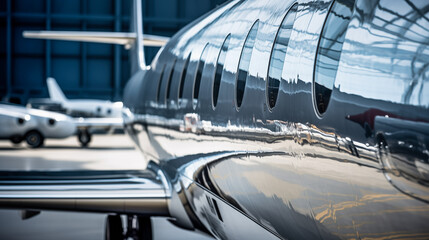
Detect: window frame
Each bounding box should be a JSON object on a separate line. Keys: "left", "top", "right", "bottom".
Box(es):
{"left": 178, "top": 53, "right": 191, "bottom": 105}
{"left": 265, "top": 3, "right": 298, "bottom": 111}
{"left": 192, "top": 43, "right": 210, "bottom": 109}
{"left": 165, "top": 58, "right": 177, "bottom": 105}
{"left": 156, "top": 64, "right": 166, "bottom": 104}
{"left": 312, "top": 0, "right": 355, "bottom": 117}
{"left": 235, "top": 20, "right": 260, "bottom": 111}
{"left": 212, "top": 34, "right": 231, "bottom": 110}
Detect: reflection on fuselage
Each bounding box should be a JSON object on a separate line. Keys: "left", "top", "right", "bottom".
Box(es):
{"left": 123, "top": 0, "right": 429, "bottom": 239}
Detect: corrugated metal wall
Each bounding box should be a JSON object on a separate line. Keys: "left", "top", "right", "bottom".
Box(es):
{"left": 0, "top": 0, "right": 226, "bottom": 104}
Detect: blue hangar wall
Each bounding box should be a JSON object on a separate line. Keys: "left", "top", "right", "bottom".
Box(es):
{"left": 0, "top": 0, "right": 227, "bottom": 104}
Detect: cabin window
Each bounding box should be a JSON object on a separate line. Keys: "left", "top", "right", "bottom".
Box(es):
{"left": 48, "top": 118, "right": 56, "bottom": 126}
{"left": 314, "top": 0, "right": 355, "bottom": 115}
{"left": 193, "top": 44, "right": 210, "bottom": 107}
{"left": 156, "top": 65, "right": 165, "bottom": 103}
{"left": 236, "top": 20, "right": 259, "bottom": 109}
{"left": 267, "top": 4, "right": 297, "bottom": 109}
{"left": 166, "top": 59, "right": 177, "bottom": 103}
{"left": 179, "top": 53, "right": 191, "bottom": 101}
{"left": 213, "top": 34, "right": 231, "bottom": 109}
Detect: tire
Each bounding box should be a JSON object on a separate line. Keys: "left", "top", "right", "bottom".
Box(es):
{"left": 105, "top": 215, "right": 123, "bottom": 240}
{"left": 78, "top": 129, "right": 92, "bottom": 147}
{"left": 137, "top": 216, "right": 153, "bottom": 240}
{"left": 25, "top": 131, "right": 44, "bottom": 148}
{"left": 10, "top": 136, "right": 23, "bottom": 144}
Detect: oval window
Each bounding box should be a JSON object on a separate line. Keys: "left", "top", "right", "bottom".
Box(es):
{"left": 166, "top": 59, "right": 177, "bottom": 103}
{"left": 236, "top": 20, "right": 259, "bottom": 109}
{"left": 267, "top": 4, "right": 297, "bottom": 109}
{"left": 213, "top": 34, "right": 231, "bottom": 108}
{"left": 193, "top": 44, "right": 210, "bottom": 107}
{"left": 178, "top": 53, "right": 191, "bottom": 101}
{"left": 314, "top": 0, "right": 355, "bottom": 115}
{"left": 156, "top": 65, "right": 165, "bottom": 103}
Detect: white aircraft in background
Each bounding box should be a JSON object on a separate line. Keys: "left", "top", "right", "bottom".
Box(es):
{"left": 47, "top": 77, "right": 123, "bottom": 118}
{"left": 45, "top": 77, "right": 124, "bottom": 147}
{"left": 0, "top": 103, "right": 76, "bottom": 148}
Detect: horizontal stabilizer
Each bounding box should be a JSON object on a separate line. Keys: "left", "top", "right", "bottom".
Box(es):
{"left": 23, "top": 31, "right": 170, "bottom": 48}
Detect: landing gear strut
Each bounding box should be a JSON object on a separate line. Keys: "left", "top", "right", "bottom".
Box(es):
{"left": 105, "top": 215, "right": 123, "bottom": 240}
{"left": 104, "top": 215, "right": 152, "bottom": 240}
{"left": 77, "top": 129, "right": 91, "bottom": 147}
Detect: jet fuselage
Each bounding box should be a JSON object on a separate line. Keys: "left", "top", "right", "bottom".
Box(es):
{"left": 122, "top": 0, "right": 429, "bottom": 239}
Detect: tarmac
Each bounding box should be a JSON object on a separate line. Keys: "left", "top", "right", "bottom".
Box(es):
{"left": 0, "top": 134, "right": 214, "bottom": 240}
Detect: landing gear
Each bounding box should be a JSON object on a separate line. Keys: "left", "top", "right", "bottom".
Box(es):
{"left": 377, "top": 135, "right": 390, "bottom": 168}
{"left": 104, "top": 215, "right": 152, "bottom": 240}
{"left": 137, "top": 216, "right": 153, "bottom": 240}
{"left": 25, "top": 131, "right": 44, "bottom": 148}
{"left": 10, "top": 135, "right": 23, "bottom": 145}
{"left": 77, "top": 129, "right": 92, "bottom": 147}
{"left": 105, "top": 215, "right": 123, "bottom": 240}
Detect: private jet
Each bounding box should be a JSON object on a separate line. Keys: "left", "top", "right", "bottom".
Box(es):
{"left": 1, "top": 0, "right": 428, "bottom": 239}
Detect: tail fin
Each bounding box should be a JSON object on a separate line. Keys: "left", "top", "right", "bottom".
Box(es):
{"left": 129, "top": 0, "right": 146, "bottom": 73}
{"left": 22, "top": 0, "right": 169, "bottom": 74}
{"left": 47, "top": 77, "right": 67, "bottom": 103}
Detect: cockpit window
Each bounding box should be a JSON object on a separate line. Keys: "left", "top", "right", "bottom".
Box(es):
{"left": 213, "top": 34, "right": 231, "bottom": 109}
{"left": 236, "top": 20, "right": 259, "bottom": 109}
{"left": 179, "top": 53, "right": 191, "bottom": 101}
{"left": 166, "top": 58, "right": 177, "bottom": 103}
{"left": 193, "top": 44, "right": 210, "bottom": 108}
{"left": 314, "top": 0, "right": 355, "bottom": 115}
{"left": 267, "top": 4, "right": 297, "bottom": 109}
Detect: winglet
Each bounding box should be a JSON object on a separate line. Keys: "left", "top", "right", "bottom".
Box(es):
{"left": 47, "top": 77, "right": 67, "bottom": 103}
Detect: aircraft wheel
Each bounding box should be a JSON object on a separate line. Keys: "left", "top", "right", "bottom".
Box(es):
{"left": 105, "top": 215, "right": 123, "bottom": 240}
{"left": 10, "top": 136, "right": 23, "bottom": 144}
{"left": 78, "top": 129, "right": 91, "bottom": 147}
{"left": 137, "top": 216, "right": 153, "bottom": 240}
{"left": 25, "top": 131, "right": 44, "bottom": 148}
{"left": 377, "top": 135, "right": 390, "bottom": 168}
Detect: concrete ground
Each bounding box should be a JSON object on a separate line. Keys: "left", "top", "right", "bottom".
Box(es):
{"left": 0, "top": 134, "right": 214, "bottom": 240}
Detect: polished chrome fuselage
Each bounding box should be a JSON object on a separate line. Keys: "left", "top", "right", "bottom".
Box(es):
{"left": 123, "top": 0, "right": 429, "bottom": 239}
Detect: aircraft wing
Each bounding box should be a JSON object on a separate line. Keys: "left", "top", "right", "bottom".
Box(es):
{"left": 23, "top": 31, "right": 170, "bottom": 48}
{"left": 0, "top": 166, "right": 170, "bottom": 216}
{"left": 73, "top": 117, "right": 124, "bottom": 129}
